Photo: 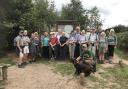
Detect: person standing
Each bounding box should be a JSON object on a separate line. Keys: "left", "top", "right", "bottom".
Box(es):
{"left": 74, "top": 26, "right": 81, "bottom": 58}
{"left": 49, "top": 32, "right": 58, "bottom": 60}
{"left": 79, "top": 30, "right": 87, "bottom": 54}
{"left": 98, "top": 32, "right": 108, "bottom": 64}
{"left": 41, "top": 32, "right": 49, "bottom": 59}
{"left": 15, "top": 30, "right": 24, "bottom": 68}
{"left": 56, "top": 30, "right": 62, "bottom": 59}
{"left": 22, "top": 30, "right": 30, "bottom": 64}
{"left": 88, "top": 28, "right": 99, "bottom": 57}
{"left": 107, "top": 29, "right": 117, "bottom": 63}
{"left": 30, "top": 32, "right": 40, "bottom": 62}
{"left": 68, "top": 31, "right": 76, "bottom": 59}
{"left": 40, "top": 31, "right": 45, "bottom": 57}
{"left": 59, "top": 32, "right": 68, "bottom": 60}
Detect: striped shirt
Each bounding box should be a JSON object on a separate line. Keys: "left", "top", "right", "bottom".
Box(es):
{"left": 107, "top": 35, "right": 117, "bottom": 45}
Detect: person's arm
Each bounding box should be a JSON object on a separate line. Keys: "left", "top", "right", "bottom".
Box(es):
{"left": 86, "top": 51, "right": 94, "bottom": 64}
{"left": 62, "top": 37, "right": 68, "bottom": 46}
{"left": 76, "top": 56, "right": 81, "bottom": 62}
{"left": 16, "top": 38, "right": 22, "bottom": 52}
{"left": 27, "top": 37, "right": 31, "bottom": 43}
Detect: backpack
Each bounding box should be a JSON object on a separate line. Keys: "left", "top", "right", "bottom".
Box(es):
{"left": 13, "top": 36, "right": 17, "bottom": 47}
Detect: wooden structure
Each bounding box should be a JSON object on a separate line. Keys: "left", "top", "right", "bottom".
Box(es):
{"left": 55, "top": 20, "right": 78, "bottom": 31}
{"left": 0, "top": 64, "right": 10, "bottom": 81}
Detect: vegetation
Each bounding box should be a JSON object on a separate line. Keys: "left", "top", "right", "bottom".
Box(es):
{"left": 61, "top": 0, "right": 102, "bottom": 29}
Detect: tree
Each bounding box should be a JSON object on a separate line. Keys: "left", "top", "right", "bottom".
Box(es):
{"left": 61, "top": 0, "right": 86, "bottom": 29}
{"left": 61, "top": 0, "right": 102, "bottom": 29}
{"left": 87, "top": 7, "right": 102, "bottom": 29}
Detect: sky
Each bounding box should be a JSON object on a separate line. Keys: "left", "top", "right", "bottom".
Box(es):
{"left": 53, "top": 0, "right": 128, "bottom": 29}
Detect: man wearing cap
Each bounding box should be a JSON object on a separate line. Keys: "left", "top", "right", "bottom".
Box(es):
{"left": 88, "top": 28, "right": 99, "bottom": 57}
{"left": 15, "top": 30, "right": 24, "bottom": 68}
{"left": 75, "top": 44, "right": 96, "bottom": 75}
{"left": 79, "top": 30, "right": 87, "bottom": 54}
{"left": 22, "top": 30, "right": 30, "bottom": 64}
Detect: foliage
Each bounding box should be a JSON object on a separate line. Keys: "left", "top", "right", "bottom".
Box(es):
{"left": 106, "top": 25, "right": 128, "bottom": 33}
{"left": 61, "top": 0, "right": 102, "bottom": 29}
{"left": 54, "top": 62, "right": 75, "bottom": 75}
{"left": 117, "top": 31, "right": 128, "bottom": 50}
{"left": 0, "top": 0, "right": 59, "bottom": 50}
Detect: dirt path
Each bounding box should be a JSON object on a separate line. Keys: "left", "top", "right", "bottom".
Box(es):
{"left": 6, "top": 63, "right": 85, "bottom": 89}
{"left": 4, "top": 53, "right": 128, "bottom": 89}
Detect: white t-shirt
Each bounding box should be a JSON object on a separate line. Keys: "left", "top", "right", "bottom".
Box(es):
{"left": 22, "top": 36, "right": 30, "bottom": 46}
{"left": 89, "top": 33, "right": 98, "bottom": 43}
{"left": 79, "top": 35, "right": 87, "bottom": 43}
{"left": 85, "top": 32, "right": 90, "bottom": 42}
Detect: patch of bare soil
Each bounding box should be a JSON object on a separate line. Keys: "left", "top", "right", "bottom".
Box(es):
{"left": 5, "top": 63, "right": 86, "bottom": 89}
{"left": 4, "top": 53, "right": 128, "bottom": 89}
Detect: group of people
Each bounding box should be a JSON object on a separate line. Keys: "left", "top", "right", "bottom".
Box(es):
{"left": 14, "top": 26, "right": 117, "bottom": 68}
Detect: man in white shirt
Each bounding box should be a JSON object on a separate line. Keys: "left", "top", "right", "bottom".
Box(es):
{"left": 88, "top": 28, "right": 99, "bottom": 56}
{"left": 22, "top": 30, "right": 30, "bottom": 64}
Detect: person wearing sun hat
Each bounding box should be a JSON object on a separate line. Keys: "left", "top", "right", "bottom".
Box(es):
{"left": 79, "top": 30, "right": 87, "bottom": 54}
{"left": 88, "top": 27, "right": 99, "bottom": 57}
{"left": 22, "top": 30, "right": 30, "bottom": 65}
{"left": 107, "top": 29, "right": 117, "bottom": 63}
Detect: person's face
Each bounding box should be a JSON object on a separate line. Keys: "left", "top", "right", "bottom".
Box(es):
{"left": 24, "top": 32, "right": 27, "bottom": 36}
{"left": 51, "top": 34, "right": 55, "bottom": 37}
{"left": 19, "top": 32, "right": 23, "bottom": 36}
{"left": 45, "top": 32, "right": 48, "bottom": 36}
{"left": 82, "top": 46, "right": 88, "bottom": 51}
{"left": 76, "top": 28, "right": 80, "bottom": 32}
{"left": 62, "top": 32, "right": 65, "bottom": 36}
{"left": 92, "top": 29, "right": 95, "bottom": 33}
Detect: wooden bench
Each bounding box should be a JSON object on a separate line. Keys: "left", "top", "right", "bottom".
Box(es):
{"left": 0, "top": 64, "right": 10, "bottom": 81}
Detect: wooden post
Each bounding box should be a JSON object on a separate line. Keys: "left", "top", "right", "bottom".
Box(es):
{"left": 2, "top": 66, "right": 8, "bottom": 81}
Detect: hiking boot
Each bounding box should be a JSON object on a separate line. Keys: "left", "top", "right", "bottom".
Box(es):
{"left": 18, "top": 64, "right": 25, "bottom": 68}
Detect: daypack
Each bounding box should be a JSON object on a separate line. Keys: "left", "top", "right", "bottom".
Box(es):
{"left": 13, "top": 36, "right": 17, "bottom": 47}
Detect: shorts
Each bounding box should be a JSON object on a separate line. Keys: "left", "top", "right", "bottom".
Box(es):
{"left": 23, "top": 46, "right": 29, "bottom": 54}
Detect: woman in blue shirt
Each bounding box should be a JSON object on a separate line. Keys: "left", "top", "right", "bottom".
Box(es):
{"left": 41, "top": 32, "right": 49, "bottom": 58}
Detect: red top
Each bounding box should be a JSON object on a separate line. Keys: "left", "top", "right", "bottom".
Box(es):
{"left": 49, "top": 37, "right": 58, "bottom": 45}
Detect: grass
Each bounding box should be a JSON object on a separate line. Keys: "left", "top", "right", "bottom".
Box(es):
{"left": 54, "top": 62, "right": 75, "bottom": 75}
{"left": 115, "top": 48, "right": 128, "bottom": 60}
{"left": 0, "top": 57, "right": 15, "bottom": 65}
{"left": 99, "top": 66, "right": 128, "bottom": 89}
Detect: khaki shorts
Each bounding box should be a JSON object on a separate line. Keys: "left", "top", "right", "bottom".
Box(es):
{"left": 23, "top": 46, "right": 29, "bottom": 54}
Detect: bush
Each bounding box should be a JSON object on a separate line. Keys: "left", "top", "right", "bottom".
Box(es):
{"left": 117, "top": 31, "right": 128, "bottom": 51}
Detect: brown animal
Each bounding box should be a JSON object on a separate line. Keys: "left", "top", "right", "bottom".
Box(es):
{"left": 71, "top": 58, "right": 93, "bottom": 77}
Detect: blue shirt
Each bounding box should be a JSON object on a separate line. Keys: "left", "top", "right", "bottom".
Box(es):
{"left": 42, "top": 37, "right": 49, "bottom": 46}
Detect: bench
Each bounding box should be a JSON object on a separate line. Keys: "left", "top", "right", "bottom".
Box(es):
{"left": 0, "top": 64, "right": 10, "bottom": 81}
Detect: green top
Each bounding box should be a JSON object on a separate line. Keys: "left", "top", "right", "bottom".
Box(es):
{"left": 80, "top": 50, "right": 95, "bottom": 62}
